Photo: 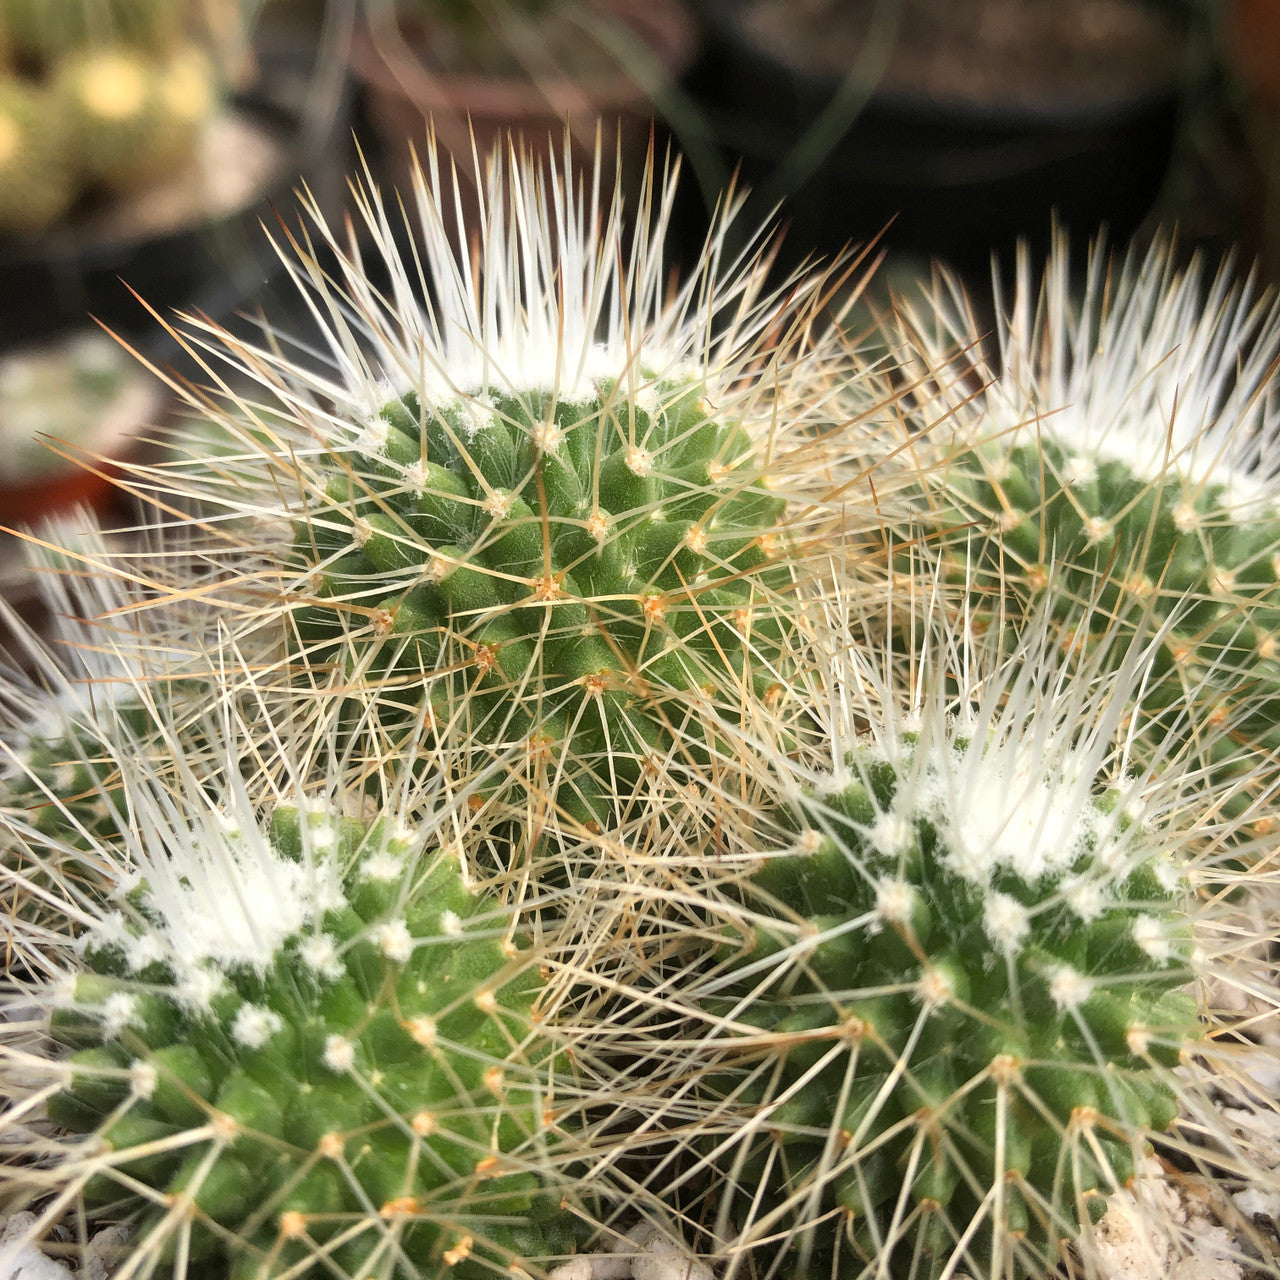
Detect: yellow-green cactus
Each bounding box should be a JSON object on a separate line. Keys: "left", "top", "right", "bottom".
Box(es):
{"left": 55, "top": 41, "right": 214, "bottom": 188}
{"left": 0, "top": 78, "right": 73, "bottom": 232}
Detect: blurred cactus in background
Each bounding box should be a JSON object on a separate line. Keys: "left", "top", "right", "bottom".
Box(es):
{"left": 0, "top": 0, "right": 221, "bottom": 234}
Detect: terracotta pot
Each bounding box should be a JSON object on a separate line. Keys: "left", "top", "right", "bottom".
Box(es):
{"left": 350, "top": 0, "right": 697, "bottom": 229}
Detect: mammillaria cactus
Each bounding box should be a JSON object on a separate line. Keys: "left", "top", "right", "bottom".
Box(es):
{"left": 590, "top": 599, "right": 1260, "bottom": 1280}
{"left": 3, "top": 687, "right": 595, "bottom": 1280}
{"left": 0, "top": 79, "right": 73, "bottom": 233}
{"left": 878, "top": 240, "right": 1280, "bottom": 818}
{"left": 56, "top": 41, "right": 215, "bottom": 188}
{"left": 133, "top": 146, "right": 891, "bottom": 832}
{"left": 0, "top": 0, "right": 183, "bottom": 61}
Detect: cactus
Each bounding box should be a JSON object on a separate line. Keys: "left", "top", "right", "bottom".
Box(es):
{"left": 0, "top": 0, "right": 219, "bottom": 234}
{"left": 126, "top": 146, "right": 890, "bottom": 831}
{"left": 589, "top": 599, "right": 1243, "bottom": 1280}
{"left": 5, "top": 702, "right": 591, "bottom": 1280}
{"left": 292, "top": 375, "right": 796, "bottom": 828}
{"left": 6, "top": 144, "right": 1280, "bottom": 1280}
{"left": 0, "top": 78, "right": 73, "bottom": 233}
{"left": 55, "top": 41, "right": 214, "bottom": 188}
{"left": 877, "top": 239, "right": 1280, "bottom": 821}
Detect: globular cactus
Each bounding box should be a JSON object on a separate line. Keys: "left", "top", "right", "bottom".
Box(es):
{"left": 0, "top": 0, "right": 219, "bottom": 233}
{"left": 129, "top": 146, "right": 891, "bottom": 832}
{"left": 4, "top": 716, "right": 591, "bottom": 1280}
{"left": 642, "top": 603, "right": 1230, "bottom": 1280}
{"left": 877, "top": 239, "right": 1280, "bottom": 821}
{"left": 55, "top": 41, "right": 215, "bottom": 188}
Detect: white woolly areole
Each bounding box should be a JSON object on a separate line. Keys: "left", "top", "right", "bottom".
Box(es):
{"left": 983, "top": 892, "right": 1031, "bottom": 954}
{"left": 874, "top": 879, "right": 916, "bottom": 926}
{"left": 1062, "top": 873, "right": 1108, "bottom": 922}
{"left": 231, "top": 1003, "right": 283, "bottom": 1049}
{"left": 1049, "top": 965, "right": 1092, "bottom": 1011}
{"left": 299, "top": 934, "right": 343, "bottom": 980}
{"left": 101, "top": 992, "right": 138, "bottom": 1038}
{"left": 361, "top": 850, "right": 403, "bottom": 883}
{"left": 124, "top": 933, "right": 166, "bottom": 974}
{"left": 375, "top": 920, "right": 413, "bottom": 964}
{"left": 943, "top": 750, "right": 1099, "bottom": 884}
{"left": 323, "top": 1034, "right": 356, "bottom": 1073}
{"left": 869, "top": 812, "right": 913, "bottom": 858}
{"left": 355, "top": 411, "right": 389, "bottom": 455}
{"left": 175, "top": 966, "right": 226, "bottom": 1013}
{"left": 90, "top": 814, "right": 344, "bottom": 978}
{"left": 1132, "top": 915, "right": 1174, "bottom": 965}
{"left": 129, "top": 1061, "right": 157, "bottom": 1099}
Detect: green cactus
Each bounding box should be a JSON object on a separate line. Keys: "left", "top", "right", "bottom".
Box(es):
{"left": 55, "top": 41, "right": 215, "bottom": 188}
{"left": 293, "top": 377, "right": 793, "bottom": 827}
{"left": 0, "top": 78, "right": 74, "bottom": 233}
{"left": 647, "top": 612, "right": 1211, "bottom": 1280}
{"left": 879, "top": 240, "right": 1280, "bottom": 823}
{"left": 39, "top": 800, "right": 583, "bottom": 1279}
{"left": 127, "top": 147, "right": 879, "bottom": 834}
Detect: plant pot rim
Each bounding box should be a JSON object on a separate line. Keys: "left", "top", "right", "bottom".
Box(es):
{"left": 350, "top": 0, "right": 697, "bottom": 120}
{"left": 697, "top": 0, "right": 1184, "bottom": 129}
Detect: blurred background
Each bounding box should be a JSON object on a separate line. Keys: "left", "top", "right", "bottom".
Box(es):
{"left": 1, "top": 0, "right": 1276, "bottom": 608}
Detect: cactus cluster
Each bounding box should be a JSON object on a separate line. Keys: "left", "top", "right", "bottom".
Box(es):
{"left": 0, "top": 0, "right": 218, "bottom": 233}
{"left": 1, "top": 148, "right": 1277, "bottom": 1280}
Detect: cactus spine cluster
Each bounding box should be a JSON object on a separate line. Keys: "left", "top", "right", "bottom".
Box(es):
{"left": 0, "top": 0, "right": 217, "bottom": 232}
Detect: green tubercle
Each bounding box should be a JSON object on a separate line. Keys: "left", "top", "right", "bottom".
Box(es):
{"left": 45, "top": 804, "right": 580, "bottom": 1279}
{"left": 704, "top": 734, "right": 1199, "bottom": 1277}
{"left": 295, "top": 380, "right": 793, "bottom": 825}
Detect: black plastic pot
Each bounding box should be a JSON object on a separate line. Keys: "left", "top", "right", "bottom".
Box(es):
{"left": 683, "top": 0, "right": 1183, "bottom": 273}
